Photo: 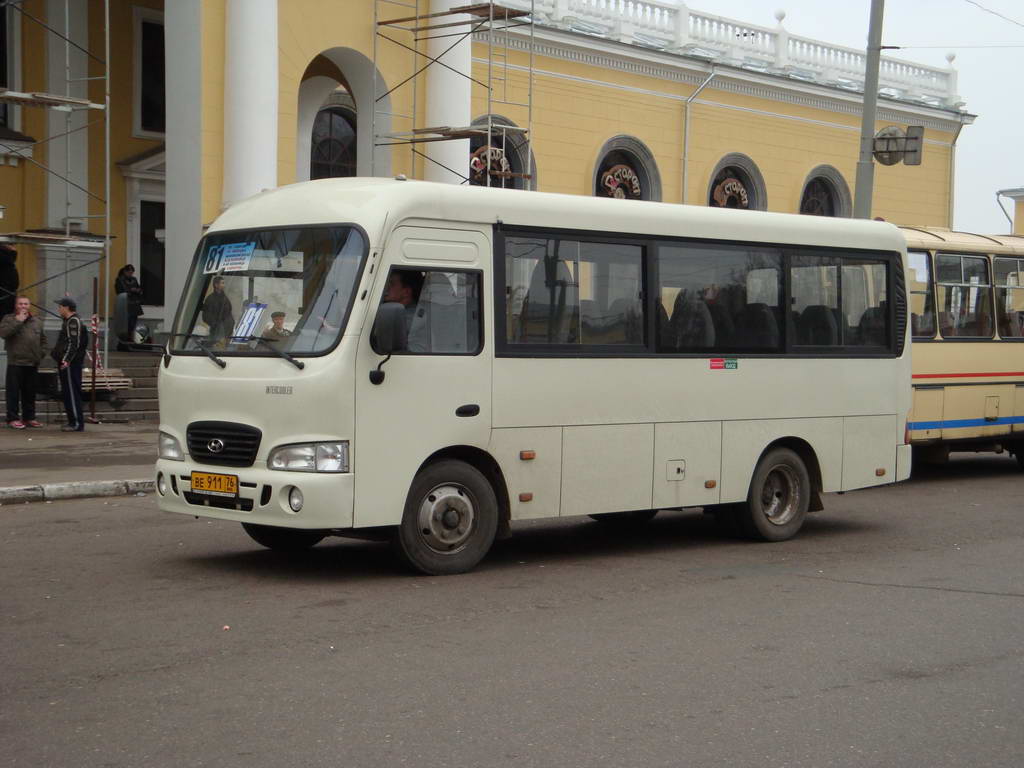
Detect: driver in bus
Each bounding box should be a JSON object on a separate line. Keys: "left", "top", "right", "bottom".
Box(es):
{"left": 264, "top": 311, "right": 291, "bottom": 345}
{"left": 383, "top": 269, "right": 424, "bottom": 329}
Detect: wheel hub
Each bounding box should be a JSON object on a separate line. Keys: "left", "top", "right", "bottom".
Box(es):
{"left": 761, "top": 465, "right": 799, "bottom": 526}
{"left": 417, "top": 484, "right": 476, "bottom": 554}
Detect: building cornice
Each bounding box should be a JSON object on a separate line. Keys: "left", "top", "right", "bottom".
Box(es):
{"left": 480, "top": 27, "right": 974, "bottom": 135}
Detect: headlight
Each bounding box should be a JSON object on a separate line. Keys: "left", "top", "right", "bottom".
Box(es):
{"left": 268, "top": 441, "right": 349, "bottom": 473}
{"left": 159, "top": 431, "right": 184, "bottom": 461}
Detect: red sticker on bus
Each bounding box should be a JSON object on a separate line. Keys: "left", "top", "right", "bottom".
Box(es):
{"left": 710, "top": 358, "right": 725, "bottom": 370}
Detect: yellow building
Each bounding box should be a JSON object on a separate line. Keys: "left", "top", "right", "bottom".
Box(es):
{"left": 0, "top": 0, "right": 975, "bottom": 335}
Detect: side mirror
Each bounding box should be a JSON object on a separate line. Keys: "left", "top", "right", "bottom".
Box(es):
{"left": 371, "top": 302, "right": 407, "bottom": 355}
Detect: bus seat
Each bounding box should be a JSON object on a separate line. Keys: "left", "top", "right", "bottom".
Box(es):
{"left": 857, "top": 305, "right": 887, "bottom": 346}
{"left": 737, "top": 303, "right": 779, "bottom": 348}
{"left": 706, "top": 300, "right": 735, "bottom": 347}
{"left": 799, "top": 305, "right": 839, "bottom": 345}
{"left": 667, "top": 290, "right": 714, "bottom": 348}
{"left": 408, "top": 272, "right": 468, "bottom": 353}
{"left": 521, "top": 258, "right": 578, "bottom": 343}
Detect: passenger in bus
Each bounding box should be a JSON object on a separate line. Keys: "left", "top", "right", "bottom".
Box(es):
{"left": 264, "top": 311, "right": 291, "bottom": 344}
{"left": 201, "top": 276, "right": 234, "bottom": 344}
{"left": 380, "top": 269, "right": 424, "bottom": 350}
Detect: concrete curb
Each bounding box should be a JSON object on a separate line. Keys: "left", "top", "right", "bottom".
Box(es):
{"left": 0, "top": 479, "right": 155, "bottom": 505}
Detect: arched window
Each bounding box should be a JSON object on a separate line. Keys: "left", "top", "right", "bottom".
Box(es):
{"left": 707, "top": 153, "right": 767, "bottom": 211}
{"left": 799, "top": 166, "right": 852, "bottom": 217}
{"left": 310, "top": 106, "right": 357, "bottom": 180}
{"left": 468, "top": 115, "right": 533, "bottom": 189}
{"left": 593, "top": 136, "right": 662, "bottom": 201}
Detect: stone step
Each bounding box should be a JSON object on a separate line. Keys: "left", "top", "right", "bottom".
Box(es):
{"left": 117, "top": 367, "right": 161, "bottom": 379}
{"left": 121, "top": 387, "right": 158, "bottom": 399}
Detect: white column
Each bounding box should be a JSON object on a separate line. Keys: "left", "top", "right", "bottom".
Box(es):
{"left": 222, "top": 0, "right": 278, "bottom": 208}
{"left": 165, "top": 0, "right": 203, "bottom": 321}
{"left": 45, "top": 0, "right": 89, "bottom": 229}
{"left": 424, "top": 0, "right": 471, "bottom": 184}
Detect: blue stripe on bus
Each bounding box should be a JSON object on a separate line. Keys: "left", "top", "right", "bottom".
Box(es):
{"left": 908, "top": 416, "right": 1024, "bottom": 431}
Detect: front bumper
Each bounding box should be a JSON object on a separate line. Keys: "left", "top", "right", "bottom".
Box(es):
{"left": 155, "top": 459, "right": 354, "bottom": 529}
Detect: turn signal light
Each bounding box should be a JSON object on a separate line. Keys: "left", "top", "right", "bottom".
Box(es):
{"left": 519, "top": 450, "right": 536, "bottom": 461}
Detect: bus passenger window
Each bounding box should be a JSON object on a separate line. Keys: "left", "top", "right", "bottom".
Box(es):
{"left": 994, "top": 257, "right": 1024, "bottom": 339}
{"left": 656, "top": 243, "right": 781, "bottom": 353}
{"left": 935, "top": 253, "right": 993, "bottom": 338}
{"left": 789, "top": 254, "right": 840, "bottom": 346}
{"left": 842, "top": 261, "right": 888, "bottom": 347}
{"left": 504, "top": 235, "right": 643, "bottom": 348}
{"left": 908, "top": 251, "right": 935, "bottom": 338}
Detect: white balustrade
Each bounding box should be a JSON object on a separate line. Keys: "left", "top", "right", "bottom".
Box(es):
{"left": 501, "top": 0, "right": 961, "bottom": 107}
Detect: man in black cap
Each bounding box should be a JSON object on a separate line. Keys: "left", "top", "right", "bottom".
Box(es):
{"left": 52, "top": 297, "right": 88, "bottom": 432}
{"left": 264, "top": 311, "right": 291, "bottom": 345}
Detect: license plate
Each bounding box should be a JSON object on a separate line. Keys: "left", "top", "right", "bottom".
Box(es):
{"left": 190, "top": 471, "right": 239, "bottom": 497}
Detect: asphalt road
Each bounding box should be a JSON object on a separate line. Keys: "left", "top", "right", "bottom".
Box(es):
{"left": 2, "top": 456, "right": 1022, "bottom": 768}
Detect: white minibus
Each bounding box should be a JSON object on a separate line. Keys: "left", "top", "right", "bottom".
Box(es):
{"left": 156, "top": 178, "right": 911, "bottom": 574}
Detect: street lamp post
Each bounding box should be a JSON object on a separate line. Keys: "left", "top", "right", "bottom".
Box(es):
{"left": 853, "top": 0, "right": 885, "bottom": 219}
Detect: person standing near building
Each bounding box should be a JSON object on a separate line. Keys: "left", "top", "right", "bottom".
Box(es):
{"left": 114, "top": 263, "right": 144, "bottom": 348}
{"left": 52, "top": 297, "right": 88, "bottom": 432}
{"left": 0, "top": 244, "right": 18, "bottom": 321}
{"left": 0, "top": 296, "right": 48, "bottom": 429}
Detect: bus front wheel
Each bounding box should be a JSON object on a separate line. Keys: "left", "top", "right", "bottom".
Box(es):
{"left": 241, "top": 523, "right": 325, "bottom": 551}
{"left": 394, "top": 460, "right": 498, "bottom": 575}
{"left": 740, "top": 447, "right": 810, "bottom": 542}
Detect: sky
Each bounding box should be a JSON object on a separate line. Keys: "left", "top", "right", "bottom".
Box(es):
{"left": 689, "top": 0, "right": 1023, "bottom": 233}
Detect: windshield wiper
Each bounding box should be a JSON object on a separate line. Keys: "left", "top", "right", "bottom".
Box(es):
{"left": 232, "top": 335, "right": 305, "bottom": 370}
{"left": 169, "top": 333, "right": 227, "bottom": 369}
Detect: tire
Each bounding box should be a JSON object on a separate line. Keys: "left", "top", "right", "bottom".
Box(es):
{"left": 738, "top": 447, "right": 810, "bottom": 542}
{"left": 241, "top": 522, "right": 325, "bottom": 551}
{"left": 588, "top": 509, "right": 659, "bottom": 526}
{"left": 394, "top": 460, "right": 498, "bottom": 575}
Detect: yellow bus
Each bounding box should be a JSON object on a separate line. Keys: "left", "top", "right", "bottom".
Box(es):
{"left": 903, "top": 227, "right": 1024, "bottom": 464}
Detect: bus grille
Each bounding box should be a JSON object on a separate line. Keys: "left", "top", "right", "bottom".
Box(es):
{"left": 186, "top": 421, "right": 262, "bottom": 467}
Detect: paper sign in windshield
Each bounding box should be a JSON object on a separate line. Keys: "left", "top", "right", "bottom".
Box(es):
{"left": 233, "top": 303, "right": 267, "bottom": 340}
{"left": 203, "top": 242, "right": 256, "bottom": 274}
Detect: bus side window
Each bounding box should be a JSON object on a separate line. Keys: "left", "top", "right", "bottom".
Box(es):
{"left": 407, "top": 270, "right": 482, "bottom": 355}
{"left": 373, "top": 268, "right": 481, "bottom": 355}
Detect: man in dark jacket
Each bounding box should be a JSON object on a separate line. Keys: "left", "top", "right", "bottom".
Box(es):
{"left": 0, "top": 296, "right": 48, "bottom": 428}
{"left": 0, "top": 244, "right": 18, "bottom": 320}
{"left": 53, "top": 297, "right": 88, "bottom": 432}
{"left": 201, "top": 276, "right": 234, "bottom": 344}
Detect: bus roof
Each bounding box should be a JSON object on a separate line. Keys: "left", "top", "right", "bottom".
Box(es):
{"left": 210, "top": 177, "right": 905, "bottom": 253}
{"left": 899, "top": 225, "right": 1024, "bottom": 255}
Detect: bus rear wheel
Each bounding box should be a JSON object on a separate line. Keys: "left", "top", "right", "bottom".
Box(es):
{"left": 241, "top": 523, "right": 325, "bottom": 551}
{"left": 739, "top": 447, "right": 810, "bottom": 542}
{"left": 394, "top": 460, "right": 498, "bottom": 575}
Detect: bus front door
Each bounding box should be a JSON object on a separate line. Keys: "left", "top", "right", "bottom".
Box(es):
{"left": 353, "top": 227, "right": 492, "bottom": 528}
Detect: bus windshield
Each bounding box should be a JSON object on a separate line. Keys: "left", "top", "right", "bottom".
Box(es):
{"left": 170, "top": 226, "right": 366, "bottom": 356}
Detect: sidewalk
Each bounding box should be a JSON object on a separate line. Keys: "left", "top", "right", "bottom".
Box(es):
{"left": 0, "top": 420, "right": 157, "bottom": 505}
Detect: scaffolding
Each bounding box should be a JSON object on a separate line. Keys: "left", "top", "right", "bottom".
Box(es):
{"left": 372, "top": 1, "right": 536, "bottom": 189}
{"left": 0, "top": 0, "right": 112, "bottom": 365}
